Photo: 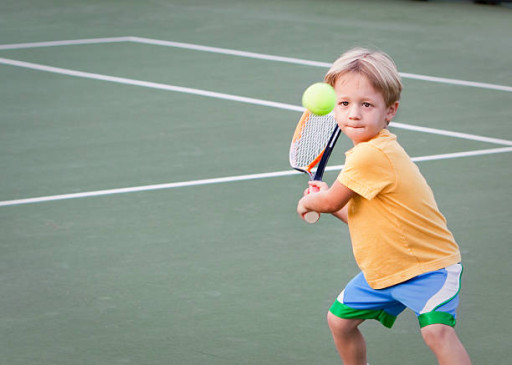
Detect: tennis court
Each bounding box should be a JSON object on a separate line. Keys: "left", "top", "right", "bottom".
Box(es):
{"left": 1, "top": 1, "right": 511, "bottom": 364}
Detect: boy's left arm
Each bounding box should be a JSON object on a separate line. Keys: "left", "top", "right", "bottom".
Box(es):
{"left": 297, "top": 180, "right": 355, "bottom": 221}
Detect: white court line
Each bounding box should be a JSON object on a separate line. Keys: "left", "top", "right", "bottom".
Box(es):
{"left": 1, "top": 146, "right": 511, "bottom": 207}
{"left": 398, "top": 72, "right": 512, "bottom": 93}
{"left": 128, "top": 37, "right": 333, "bottom": 68}
{"left": 129, "top": 37, "right": 512, "bottom": 93}
{"left": 0, "top": 37, "right": 511, "bottom": 93}
{"left": 0, "top": 57, "right": 511, "bottom": 147}
{"left": 390, "top": 122, "right": 512, "bottom": 146}
{"left": 0, "top": 57, "right": 304, "bottom": 112}
{"left": 0, "top": 37, "right": 132, "bottom": 50}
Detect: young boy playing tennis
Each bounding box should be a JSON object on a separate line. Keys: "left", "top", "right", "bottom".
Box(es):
{"left": 297, "top": 48, "right": 471, "bottom": 365}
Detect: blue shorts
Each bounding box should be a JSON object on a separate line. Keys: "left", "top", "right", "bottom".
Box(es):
{"left": 329, "top": 264, "right": 463, "bottom": 328}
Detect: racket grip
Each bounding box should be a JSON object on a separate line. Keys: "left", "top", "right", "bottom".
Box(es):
{"left": 303, "top": 185, "right": 320, "bottom": 223}
{"left": 303, "top": 211, "right": 320, "bottom": 224}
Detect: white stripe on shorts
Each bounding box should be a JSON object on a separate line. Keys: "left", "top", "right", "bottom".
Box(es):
{"left": 419, "top": 263, "right": 462, "bottom": 314}
{"left": 337, "top": 289, "right": 345, "bottom": 304}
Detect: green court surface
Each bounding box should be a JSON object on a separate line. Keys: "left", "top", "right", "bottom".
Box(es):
{"left": 1, "top": 1, "right": 511, "bottom": 364}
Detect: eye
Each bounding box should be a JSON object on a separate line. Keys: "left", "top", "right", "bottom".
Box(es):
{"left": 362, "top": 102, "right": 372, "bottom": 107}
{"left": 339, "top": 101, "right": 349, "bottom": 106}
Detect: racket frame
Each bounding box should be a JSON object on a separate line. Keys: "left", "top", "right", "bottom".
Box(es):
{"left": 290, "top": 111, "right": 342, "bottom": 223}
{"left": 292, "top": 124, "right": 341, "bottom": 181}
{"left": 310, "top": 125, "right": 341, "bottom": 181}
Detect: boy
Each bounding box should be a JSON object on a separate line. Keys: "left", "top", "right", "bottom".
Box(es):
{"left": 297, "top": 48, "right": 471, "bottom": 365}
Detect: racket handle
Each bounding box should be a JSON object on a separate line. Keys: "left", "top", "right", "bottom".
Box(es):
{"left": 303, "top": 211, "right": 320, "bottom": 224}
{"left": 303, "top": 184, "right": 320, "bottom": 223}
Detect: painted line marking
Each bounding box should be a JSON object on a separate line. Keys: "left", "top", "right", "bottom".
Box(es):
{"left": 1, "top": 146, "right": 511, "bottom": 208}
{"left": 129, "top": 37, "right": 512, "bottom": 93}
{"left": 390, "top": 122, "right": 512, "bottom": 146}
{"left": 0, "top": 37, "right": 511, "bottom": 93}
{"left": 0, "top": 57, "right": 304, "bottom": 112}
{"left": 0, "top": 57, "right": 510, "bottom": 147}
{"left": 0, "top": 37, "right": 132, "bottom": 50}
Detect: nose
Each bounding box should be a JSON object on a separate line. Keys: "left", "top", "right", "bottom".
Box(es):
{"left": 348, "top": 105, "right": 361, "bottom": 120}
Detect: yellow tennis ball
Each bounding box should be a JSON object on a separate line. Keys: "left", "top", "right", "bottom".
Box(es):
{"left": 302, "top": 82, "right": 336, "bottom": 116}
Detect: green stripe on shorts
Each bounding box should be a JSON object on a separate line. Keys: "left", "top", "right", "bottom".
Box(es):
{"left": 330, "top": 300, "right": 397, "bottom": 328}
{"left": 418, "top": 311, "right": 456, "bottom": 328}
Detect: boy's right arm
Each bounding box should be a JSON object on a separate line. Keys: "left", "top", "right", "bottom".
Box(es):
{"left": 331, "top": 205, "right": 349, "bottom": 224}
{"left": 297, "top": 180, "right": 355, "bottom": 221}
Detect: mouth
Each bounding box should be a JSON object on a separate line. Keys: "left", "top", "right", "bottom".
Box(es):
{"left": 343, "top": 125, "right": 365, "bottom": 131}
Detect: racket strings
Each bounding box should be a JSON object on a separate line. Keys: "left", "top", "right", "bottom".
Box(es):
{"left": 290, "top": 113, "right": 337, "bottom": 172}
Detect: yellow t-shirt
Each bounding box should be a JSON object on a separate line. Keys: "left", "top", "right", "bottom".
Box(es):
{"left": 338, "top": 129, "right": 461, "bottom": 289}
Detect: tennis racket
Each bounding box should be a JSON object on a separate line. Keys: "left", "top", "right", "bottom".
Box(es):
{"left": 289, "top": 110, "right": 341, "bottom": 223}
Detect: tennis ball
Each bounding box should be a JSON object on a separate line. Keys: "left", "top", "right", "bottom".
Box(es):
{"left": 302, "top": 82, "right": 336, "bottom": 116}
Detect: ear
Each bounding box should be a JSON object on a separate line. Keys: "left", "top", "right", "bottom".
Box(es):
{"left": 385, "top": 101, "right": 400, "bottom": 124}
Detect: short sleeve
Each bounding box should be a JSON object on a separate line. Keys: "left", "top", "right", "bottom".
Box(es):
{"left": 338, "top": 143, "right": 395, "bottom": 200}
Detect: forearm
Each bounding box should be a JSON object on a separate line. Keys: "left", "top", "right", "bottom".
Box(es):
{"left": 331, "top": 205, "right": 348, "bottom": 224}
{"left": 297, "top": 180, "right": 356, "bottom": 222}
{"left": 299, "top": 191, "right": 342, "bottom": 214}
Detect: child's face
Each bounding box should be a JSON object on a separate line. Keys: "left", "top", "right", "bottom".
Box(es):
{"left": 333, "top": 72, "right": 399, "bottom": 145}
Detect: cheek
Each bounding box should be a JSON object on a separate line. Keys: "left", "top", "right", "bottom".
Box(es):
{"left": 334, "top": 110, "right": 344, "bottom": 128}
{"left": 334, "top": 107, "right": 345, "bottom": 120}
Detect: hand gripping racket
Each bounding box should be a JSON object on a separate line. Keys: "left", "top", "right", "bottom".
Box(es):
{"left": 289, "top": 110, "right": 341, "bottom": 223}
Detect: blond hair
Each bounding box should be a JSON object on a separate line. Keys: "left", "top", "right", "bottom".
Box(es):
{"left": 324, "top": 48, "right": 402, "bottom": 107}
